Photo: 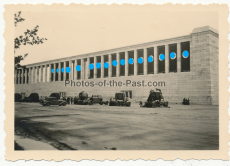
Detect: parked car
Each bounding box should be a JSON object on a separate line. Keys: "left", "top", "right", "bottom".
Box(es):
{"left": 15, "top": 93, "right": 22, "bottom": 102}
{"left": 39, "top": 93, "right": 67, "bottom": 106}
{"left": 26, "top": 93, "right": 40, "bottom": 102}
{"left": 90, "top": 95, "right": 103, "bottom": 104}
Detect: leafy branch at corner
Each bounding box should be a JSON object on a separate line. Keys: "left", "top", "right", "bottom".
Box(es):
{"left": 14, "top": 11, "right": 47, "bottom": 69}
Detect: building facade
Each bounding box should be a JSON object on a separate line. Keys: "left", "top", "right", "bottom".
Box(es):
{"left": 15, "top": 26, "right": 219, "bottom": 105}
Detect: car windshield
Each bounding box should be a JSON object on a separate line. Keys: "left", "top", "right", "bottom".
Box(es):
{"left": 50, "top": 93, "right": 58, "bottom": 97}
{"left": 116, "top": 93, "right": 124, "bottom": 100}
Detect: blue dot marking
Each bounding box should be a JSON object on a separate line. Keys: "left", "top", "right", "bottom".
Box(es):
{"left": 89, "top": 63, "right": 94, "bottom": 70}
{"left": 148, "top": 56, "right": 153, "bottom": 63}
{"left": 138, "top": 57, "right": 143, "bottom": 64}
{"left": 61, "top": 67, "right": 64, "bottom": 73}
{"left": 112, "top": 60, "right": 117, "bottom": 67}
{"left": 56, "top": 68, "right": 59, "bottom": 73}
{"left": 66, "top": 67, "right": 71, "bottom": 73}
{"left": 104, "top": 62, "right": 109, "bottom": 69}
{"left": 129, "top": 58, "right": 134, "bottom": 65}
{"left": 120, "top": 59, "right": 125, "bottom": 65}
{"left": 183, "top": 50, "right": 189, "bottom": 58}
{"left": 76, "top": 65, "right": 81, "bottom": 71}
{"left": 159, "top": 54, "right": 165, "bottom": 61}
{"left": 96, "top": 62, "right": 101, "bottom": 69}
{"left": 170, "top": 52, "right": 176, "bottom": 59}
{"left": 51, "top": 69, "right": 54, "bottom": 73}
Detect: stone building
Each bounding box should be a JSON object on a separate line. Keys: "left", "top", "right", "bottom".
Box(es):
{"left": 15, "top": 26, "right": 219, "bottom": 105}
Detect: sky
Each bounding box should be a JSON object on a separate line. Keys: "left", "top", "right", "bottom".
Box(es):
{"left": 15, "top": 10, "right": 218, "bottom": 66}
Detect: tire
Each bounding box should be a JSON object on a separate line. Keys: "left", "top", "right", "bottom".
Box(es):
{"left": 46, "top": 103, "right": 50, "bottom": 106}
{"left": 63, "top": 103, "right": 66, "bottom": 106}
{"left": 126, "top": 102, "right": 131, "bottom": 107}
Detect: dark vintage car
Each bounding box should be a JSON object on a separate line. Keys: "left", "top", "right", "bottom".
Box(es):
{"left": 39, "top": 93, "right": 67, "bottom": 106}
{"left": 25, "top": 93, "right": 40, "bottom": 102}
{"left": 15, "top": 93, "right": 22, "bottom": 102}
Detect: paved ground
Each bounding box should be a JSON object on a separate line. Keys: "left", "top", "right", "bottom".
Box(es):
{"left": 14, "top": 102, "right": 219, "bottom": 150}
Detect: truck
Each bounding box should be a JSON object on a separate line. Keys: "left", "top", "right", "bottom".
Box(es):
{"left": 74, "top": 91, "right": 93, "bottom": 105}
{"left": 139, "top": 88, "right": 169, "bottom": 108}
{"left": 109, "top": 92, "right": 131, "bottom": 107}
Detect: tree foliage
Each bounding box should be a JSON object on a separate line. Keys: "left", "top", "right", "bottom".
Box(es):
{"left": 14, "top": 11, "right": 47, "bottom": 69}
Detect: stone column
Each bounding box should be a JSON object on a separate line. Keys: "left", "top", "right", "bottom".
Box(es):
{"left": 94, "top": 56, "right": 97, "bottom": 78}
{"left": 125, "top": 51, "right": 128, "bottom": 76}
{"left": 154, "top": 46, "right": 158, "bottom": 74}
{"left": 58, "top": 62, "right": 61, "bottom": 81}
{"left": 33, "top": 66, "right": 35, "bottom": 83}
{"left": 134, "top": 50, "right": 137, "bottom": 76}
{"left": 108, "top": 54, "right": 112, "bottom": 77}
{"left": 165, "top": 45, "right": 169, "bottom": 73}
{"left": 37, "top": 66, "right": 39, "bottom": 83}
{"left": 69, "top": 60, "right": 72, "bottom": 80}
{"left": 63, "top": 62, "right": 66, "bottom": 80}
{"left": 74, "top": 60, "right": 77, "bottom": 80}
{"left": 101, "top": 55, "right": 104, "bottom": 78}
{"left": 28, "top": 68, "right": 31, "bottom": 84}
{"left": 40, "top": 66, "right": 43, "bottom": 83}
{"left": 49, "top": 64, "right": 52, "bottom": 82}
{"left": 53, "top": 63, "right": 56, "bottom": 82}
{"left": 44, "top": 65, "right": 47, "bottom": 82}
{"left": 18, "top": 70, "right": 20, "bottom": 84}
{"left": 87, "top": 57, "right": 90, "bottom": 79}
{"left": 25, "top": 69, "right": 27, "bottom": 84}
{"left": 21, "top": 68, "right": 24, "bottom": 84}
{"left": 177, "top": 42, "right": 181, "bottom": 72}
{"left": 81, "top": 59, "right": 84, "bottom": 79}
{"left": 143, "top": 48, "right": 147, "bottom": 75}
{"left": 116, "top": 52, "right": 120, "bottom": 77}
{"left": 14, "top": 70, "right": 17, "bottom": 84}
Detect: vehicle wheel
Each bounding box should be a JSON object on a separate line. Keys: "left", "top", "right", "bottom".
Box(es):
{"left": 126, "top": 102, "right": 131, "bottom": 107}
{"left": 115, "top": 102, "right": 119, "bottom": 106}
{"left": 46, "top": 103, "right": 50, "bottom": 106}
{"left": 63, "top": 103, "right": 66, "bottom": 106}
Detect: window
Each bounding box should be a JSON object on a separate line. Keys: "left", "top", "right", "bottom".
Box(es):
{"left": 120, "top": 52, "right": 125, "bottom": 76}
{"left": 137, "top": 49, "right": 144, "bottom": 75}
{"left": 51, "top": 64, "right": 54, "bottom": 81}
{"left": 169, "top": 44, "right": 177, "bottom": 72}
{"left": 158, "top": 46, "right": 165, "bottom": 73}
{"left": 104, "top": 55, "right": 108, "bottom": 77}
{"left": 128, "top": 51, "right": 134, "bottom": 76}
{"left": 55, "top": 63, "right": 58, "bottom": 81}
{"left": 77, "top": 59, "right": 81, "bottom": 79}
{"left": 26, "top": 68, "right": 29, "bottom": 83}
{"left": 89, "top": 57, "right": 94, "bottom": 79}
{"left": 112, "top": 54, "right": 116, "bottom": 77}
{"left": 96, "top": 56, "right": 101, "bottom": 78}
{"left": 147, "top": 47, "right": 154, "bottom": 74}
{"left": 181, "top": 42, "right": 190, "bottom": 72}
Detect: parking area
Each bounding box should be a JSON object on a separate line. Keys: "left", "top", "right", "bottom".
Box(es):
{"left": 14, "top": 102, "right": 219, "bottom": 150}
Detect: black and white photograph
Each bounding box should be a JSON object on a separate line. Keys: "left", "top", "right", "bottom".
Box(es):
{"left": 4, "top": 3, "right": 229, "bottom": 161}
